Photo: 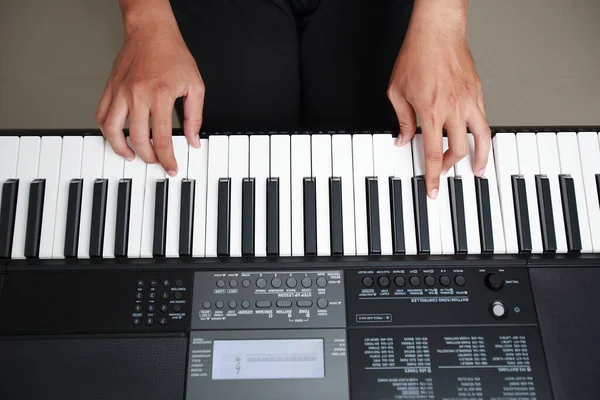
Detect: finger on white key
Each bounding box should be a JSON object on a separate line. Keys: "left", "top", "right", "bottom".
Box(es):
{"left": 102, "top": 140, "right": 125, "bottom": 258}
{"left": 37, "top": 137, "right": 62, "bottom": 259}
{"left": 78, "top": 137, "right": 105, "bottom": 258}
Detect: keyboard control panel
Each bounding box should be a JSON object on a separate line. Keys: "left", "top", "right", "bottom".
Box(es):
{"left": 191, "top": 270, "right": 345, "bottom": 329}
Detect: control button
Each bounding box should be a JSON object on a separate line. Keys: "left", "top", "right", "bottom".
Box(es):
{"left": 137, "top": 280, "right": 144, "bottom": 288}
{"left": 149, "top": 292, "right": 157, "bottom": 300}
{"left": 161, "top": 292, "right": 169, "bottom": 300}
{"left": 286, "top": 277, "right": 297, "bottom": 288}
{"left": 378, "top": 275, "right": 391, "bottom": 288}
{"left": 148, "top": 304, "right": 156, "bottom": 313}
{"left": 133, "top": 318, "right": 141, "bottom": 326}
{"left": 256, "top": 300, "right": 272, "bottom": 308}
{"left": 229, "top": 300, "right": 237, "bottom": 309}
{"left": 455, "top": 275, "right": 467, "bottom": 286}
{"left": 362, "top": 276, "right": 374, "bottom": 288}
{"left": 242, "top": 300, "right": 250, "bottom": 309}
{"left": 490, "top": 301, "right": 507, "bottom": 319}
{"left": 394, "top": 276, "right": 406, "bottom": 287}
{"left": 316, "top": 277, "right": 328, "bottom": 288}
{"left": 256, "top": 278, "right": 267, "bottom": 289}
{"left": 202, "top": 301, "right": 211, "bottom": 309}
{"left": 272, "top": 277, "right": 282, "bottom": 288}
{"left": 150, "top": 280, "right": 158, "bottom": 288}
{"left": 135, "top": 292, "right": 143, "bottom": 300}
{"left": 173, "top": 304, "right": 182, "bottom": 313}
{"left": 229, "top": 279, "right": 238, "bottom": 288}
{"left": 134, "top": 304, "right": 142, "bottom": 313}
{"left": 440, "top": 275, "right": 451, "bottom": 286}
{"left": 425, "top": 275, "right": 436, "bottom": 287}
{"left": 146, "top": 317, "right": 154, "bottom": 326}
{"left": 216, "top": 279, "right": 225, "bottom": 288}
{"left": 276, "top": 300, "right": 292, "bottom": 308}
{"left": 242, "top": 279, "right": 251, "bottom": 288}
{"left": 175, "top": 292, "right": 183, "bottom": 300}
{"left": 159, "top": 317, "right": 168, "bottom": 326}
{"left": 297, "top": 300, "right": 313, "bottom": 308}
{"left": 215, "top": 300, "right": 224, "bottom": 309}
{"left": 409, "top": 276, "right": 421, "bottom": 287}
{"left": 175, "top": 279, "right": 183, "bottom": 287}
{"left": 162, "top": 280, "right": 170, "bottom": 287}
{"left": 301, "top": 277, "right": 312, "bottom": 288}
{"left": 317, "top": 298, "right": 328, "bottom": 309}
{"left": 485, "top": 273, "right": 504, "bottom": 292}
{"left": 160, "top": 304, "right": 168, "bottom": 313}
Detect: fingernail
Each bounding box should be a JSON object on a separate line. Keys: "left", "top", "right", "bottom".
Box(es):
{"left": 195, "top": 134, "right": 201, "bottom": 147}
{"left": 126, "top": 155, "right": 134, "bottom": 162}
{"left": 441, "top": 169, "right": 449, "bottom": 175}
{"left": 429, "top": 188, "right": 438, "bottom": 199}
{"left": 167, "top": 170, "right": 177, "bottom": 177}
{"left": 395, "top": 134, "right": 403, "bottom": 146}
{"left": 478, "top": 168, "right": 485, "bottom": 177}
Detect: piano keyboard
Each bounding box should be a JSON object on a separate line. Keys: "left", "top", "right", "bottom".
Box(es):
{"left": 1, "top": 128, "right": 600, "bottom": 261}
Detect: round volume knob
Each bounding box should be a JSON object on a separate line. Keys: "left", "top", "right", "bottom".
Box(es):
{"left": 490, "top": 301, "right": 507, "bottom": 319}
{"left": 485, "top": 273, "right": 505, "bottom": 292}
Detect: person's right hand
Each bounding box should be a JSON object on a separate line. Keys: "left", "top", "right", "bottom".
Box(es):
{"left": 96, "top": 10, "right": 204, "bottom": 176}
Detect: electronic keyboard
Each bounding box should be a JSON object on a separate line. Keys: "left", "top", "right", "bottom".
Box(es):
{"left": 1, "top": 127, "right": 599, "bottom": 400}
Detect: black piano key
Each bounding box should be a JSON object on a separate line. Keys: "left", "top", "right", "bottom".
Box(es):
{"left": 366, "top": 177, "right": 381, "bottom": 255}
{"left": 0, "top": 179, "right": 19, "bottom": 259}
{"left": 303, "top": 177, "right": 317, "bottom": 256}
{"left": 329, "top": 177, "right": 344, "bottom": 256}
{"left": 217, "top": 178, "right": 231, "bottom": 257}
{"left": 64, "top": 178, "right": 83, "bottom": 258}
{"left": 24, "top": 179, "right": 46, "bottom": 258}
{"left": 412, "top": 176, "right": 430, "bottom": 254}
{"left": 242, "top": 178, "right": 255, "bottom": 256}
{"left": 559, "top": 174, "right": 582, "bottom": 252}
{"left": 267, "top": 178, "right": 280, "bottom": 256}
{"left": 114, "top": 178, "right": 132, "bottom": 257}
{"left": 179, "top": 179, "right": 196, "bottom": 257}
{"left": 448, "top": 177, "right": 468, "bottom": 254}
{"left": 596, "top": 174, "right": 600, "bottom": 207}
{"left": 511, "top": 175, "right": 532, "bottom": 253}
{"left": 389, "top": 177, "right": 405, "bottom": 255}
{"left": 535, "top": 175, "right": 557, "bottom": 253}
{"left": 89, "top": 179, "right": 108, "bottom": 257}
{"left": 152, "top": 179, "right": 169, "bottom": 257}
{"left": 475, "top": 176, "right": 494, "bottom": 253}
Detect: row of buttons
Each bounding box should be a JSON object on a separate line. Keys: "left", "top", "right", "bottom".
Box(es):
{"left": 135, "top": 291, "right": 184, "bottom": 300}
{"left": 134, "top": 303, "right": 183, "bottom": 313}
{"left": 133, "top": 317, "right": 168, "bottom": 326}
{"left": 362, "top": 274, "right": 466, "bottom": 288}
{"left": 202, "top": 298, "right": 328, "bottom": 310}
{"left": 137, "top": 279, "right": 184, "bottom": 288}
{"left": 216, "top": 277, "right": 328, "bottom": 289}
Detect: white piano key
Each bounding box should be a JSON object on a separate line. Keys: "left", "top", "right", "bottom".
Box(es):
{"left": 12, "top": 137, "right": 41, "bottom": 259}
{"left": 454, "top": 134, "right": 482, "bottom": 254}
{"left": 557, "top": 132, "right": 592, "bottom": 252}
{"left": 439, "top": 137, "right": 455, "bottom": 255}
{"left": 0, "top": 137, "right": 19, "bottom": 183}
{"left": 332, "top": 134, "right": 356, "bottom": 256}
{"left": 229, "top": 135, "right": 249, "bottom": 257}
{"left": 52, "top": 137, "right": 84, "bottom": 258}
{"left": 577, "top": 132, "right": 600, "bottom": 252}
{"left": 483, "top": 138, "right": 506, "bottom": 254}
{"left": 352, "top": 134, "right": 373, "bottom": 256}
{"left": 205, "top": 135, "right": 229, "bottom": 257}
{"left": 537, "top": 132, "right": 568, "bottom": 253}
{"left": 412, "top": 134, "right": 442, "bottom": 254}
{"left": 515, "top": 132, "right": 543, "bottom": 254}
{"left": 78, "top": 137, "right": 105, "bottom": 258}
{"left": 492, "top": 132, "right": 519, "bottom": 254}
{"left": 123, "top": 139, "right": 147, "bottom": 258}
{"left": 270, "top": 134, "right": 291, "bottom": 257}
{"left": 37, "top": 137, "right": 62, "bottom": 259}
{"left": 189, "top": 138, "right": 209, "bottom": 257}
{"left": 390, "top": 137, "right": 417, "bottom": 255}
{"left": 102, "top": 141, "right": 125, "bottom": 258}
{"left": 311, "top": 134, "right": 332, "bottom": 256}
{"left": 291, "top": 135, "right": 312, "bottom": 256}
{"left": 141, "top": 161, "right": 167, "bottom": 258}
{"left": 250, "top": 135, "right": 269, "bottom": 257}
{"left": 165, "top": 136, "right": 189, "bottom": 258}
{"left": 372, "top": 133, "right": 394, "bottom": 255}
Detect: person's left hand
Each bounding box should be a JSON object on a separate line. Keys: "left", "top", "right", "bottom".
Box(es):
{"left": 387, "top": 0, "right": 491, "bottom": 199}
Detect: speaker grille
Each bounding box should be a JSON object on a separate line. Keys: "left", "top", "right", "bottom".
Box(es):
{"left": 0, "top": 335, "right": 187, "bottom": 400}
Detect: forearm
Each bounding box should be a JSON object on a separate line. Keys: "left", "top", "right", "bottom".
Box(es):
{"left": 119, "top": 0, "right": 178, "bottom": 33}
{"left": 410, "top": 0, "right": 467, "bottom": 38}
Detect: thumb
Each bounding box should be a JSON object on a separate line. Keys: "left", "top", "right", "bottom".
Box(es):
{"left": 389, "top": 92, "right": 417, "bottom": 146}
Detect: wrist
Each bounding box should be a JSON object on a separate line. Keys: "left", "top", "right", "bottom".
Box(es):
{"left": 410, "top": 0, "right": 467, "bottom": 39}
{"left": 120, "top": 0, "right": 177, "bottom": 36}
